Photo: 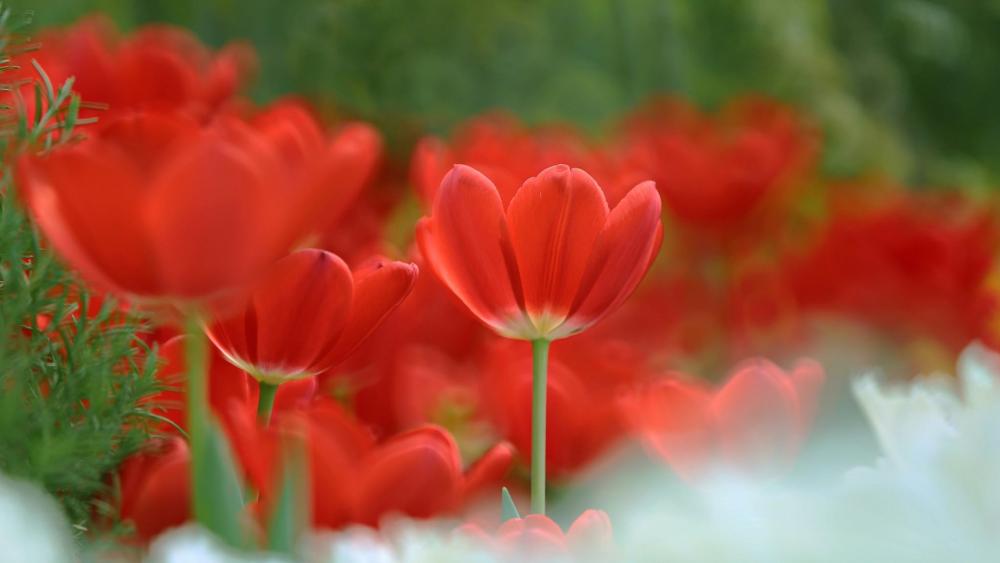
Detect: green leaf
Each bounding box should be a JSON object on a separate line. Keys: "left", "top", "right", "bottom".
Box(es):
{"left": 501, "top": 486, "right": 520, "bottom": 522}
{"left": 192, "top": 417, "right": 248, "bottom": 549}
{"left": 266, "top": 439, "right": 309, "bottom": 556}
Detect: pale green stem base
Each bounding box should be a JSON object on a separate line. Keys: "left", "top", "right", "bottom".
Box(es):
{"left": 531, "top": 338, "right": 550, "bottom": 515}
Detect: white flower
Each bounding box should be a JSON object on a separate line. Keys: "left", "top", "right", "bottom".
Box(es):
{"left": 0, "top": 473, "right": 75, "bottom": 563}
{"left": 306, "top": 520, "right": 500, "bottom": 563}
{"left": 145, "top": 525, "right": 291, "bottom": 563}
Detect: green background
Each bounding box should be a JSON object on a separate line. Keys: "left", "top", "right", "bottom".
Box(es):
{"left": 17, "top": 0, "right": 1000, "bottom": 189}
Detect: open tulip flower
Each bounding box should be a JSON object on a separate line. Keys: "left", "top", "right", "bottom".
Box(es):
{"left": 418, "top": 163, "right": 661, "bottom": 514}
{"left": 418, "top": 163, "right": 662, "bottom": 342}
{"left": 16, "top": 110, "right": 380, "bottom": 304}
{"left": 206, "top": 249, "right": 416, "bottom": 421}
{"left": 623, "top": 358, "right": 824, "bottom": 478}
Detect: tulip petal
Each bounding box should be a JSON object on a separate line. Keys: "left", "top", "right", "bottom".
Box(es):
{"left": 144, "top": 131, "right": 282, "bottom": 299}
{"left": 316, "top": 258, "right": 418, "bottom": 371}
{"left": 506, "top": 165, "right": 609, "bottom": 333}
{"left": 410, "top": 137, "right": 451, "bottom": 205}
{"left": 307, "top": 410, "right": 363, "bottom": 529}
{"left": 252, "top": 250, "right": 354, "bottom": 378}
{"left": 119, "top": 438, "right": 191, "bottom": 541}
{"left": 623, "top": 378, "right": 715, "bottom": 480}
{"left": 291, "top": 122, "right": 383, "bottom": 240}
{"left": 417, "top": 165, "right": 526, "bottom": 336}
{"left": 711, "top": 359, "right": 801, "bottom": 473}
{"left": 461, "top": 442, "right": 514, "bottom": 501}
{"left": 17, "top": 148, "right": 158, "bottom": 295}
{"left": 271, "top": 376, "right": 318, "bottom": 413}
{"left": 252, "top": 101, "right": 326, "bottom": 170}
{"left": 564, "top": 181, "right": 662, "bottom": 338}
{"left": 566, "top": 509, "right": 613, "bottom": 550}
{"left": 355, "top": 426, "right": 462, "bottom": 525}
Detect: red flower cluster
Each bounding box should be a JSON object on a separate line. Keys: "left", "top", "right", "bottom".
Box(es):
{"left": 13, "top": 16, "right": 1000, "bottom": 551}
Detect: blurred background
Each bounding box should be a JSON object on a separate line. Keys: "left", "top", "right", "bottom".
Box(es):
{"left": 17, "top": 0, "right": 1000, "bottom": 189}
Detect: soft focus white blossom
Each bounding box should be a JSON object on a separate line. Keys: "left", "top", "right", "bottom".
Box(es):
{"left": 307, "top": 522, "right": 499, "bottom": 563}
{"left": 0, "top": 473, "right": 75, "bottom": 563}
{"left": 145, "top": 525, "right": 292, "bottom": 563}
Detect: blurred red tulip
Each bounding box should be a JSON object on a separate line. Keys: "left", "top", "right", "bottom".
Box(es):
{"left": 621, "top": 96, "right": 816, "bottom": 236}
{"left": 624, "top": 358, "right": 824, "bottom": 478}
{"left": 206, "top": 249, "right": 416, "bottom": 383}
{"left": 117, "top": 437, "right": 191, "bottom": 542}
{"left": 16, "top": 109, "right": 376, "bottom": 303}
{"left": 458, "top": 509, "right": 612, "bottom": 557}
{"left": 225, "top": 399, "right": 513, "bottom": 529}
{"left": 7, "top": 16, "right": 254, "bottom": 124}
{"left": 417, "top": 164, "right": 662, "bottom": 340}
{"left": 341, "top": 248, "right": 493, "bottom": 437}
{"left": 250, "top": 100, "right": 383, "bottom": 241}
{"left": 789, "top": 190, "right": 999, "bottom": 355}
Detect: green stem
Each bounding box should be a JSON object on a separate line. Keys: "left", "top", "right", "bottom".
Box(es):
{"left": 183, "top": 314, "right": 210, "bottom": 525}
{"left": 531, "top": 338, "right": 550, "bottom": 515}
{"left": 257, "top": 382, "right": 279, "bottom": 425}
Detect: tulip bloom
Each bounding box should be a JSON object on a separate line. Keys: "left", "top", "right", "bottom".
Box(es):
{"left": 6, "top": 16, "right": 253, "bottom": 124}
{"left": 16, "top": 111, "right": 379, "bottom": 303}
{"left": 624, "top": 358, "right": 824, "bottom": 479}
{"left": 418, "top": 163, "right": 660, "bottom": 514}
{"left": 788, "top": 190, "right": 999, "bottom": 356}
{"left": 621, "top": 96, "right": 815, "bottom": 235}
{"left": 117, "top": 438, "right": 191, "bottom": 542}
{"left": 458, "top": 509, "right": 613, "bottom": 558}
{"left": 206, "top": 249, "right": 417, "bottom": 385}
{"left": 225, "top": 399, "right": 513, "bottom": 529}
{"left": 417, "top": 164, "right": 662, "bottom": 341}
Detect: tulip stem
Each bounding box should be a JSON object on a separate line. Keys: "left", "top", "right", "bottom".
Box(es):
{"left": 531, "top": 338, "right": 550, "bottom": 515}
{"left": 183, "top": 314, "right": 210, "bottom": 524}
{"left": 257, "top": 382, "right": 279, "bottom": 425}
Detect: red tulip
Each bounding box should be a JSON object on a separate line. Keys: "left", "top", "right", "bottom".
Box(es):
{"left": 224, "top": 399, "right": 513, "bottom": 529}
{"left": 789, "top": 189, "right": 999, "bottom": 355}
{"left": 206, "top": 249, "right": 416, "bottom": 383}
{"left": 417, "top": 164, "right": 662, "bottom": 340}
{"left": 458, "top": 509, "right": 613, "bottom": 557}
{"left": 249, "top": 100, "right": 383, "bottom": 240}
{"left": 621, "top": 96, "right": 816, "bottom": 235}
{"left": 6, "top": 16, "right": 254, "bottom": 124}
{"left": 623, "top": 358, "right": 824, "bottom": 478}
{"left": 117, "top": 437, "right": 191, "bottom": 542}
{"left": 16, "top": 109, "right": 377, "bottom": 303}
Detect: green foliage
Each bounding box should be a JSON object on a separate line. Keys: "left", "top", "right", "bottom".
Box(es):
{"left": 0, "top": 7, "right": 159, "bottom": 534}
